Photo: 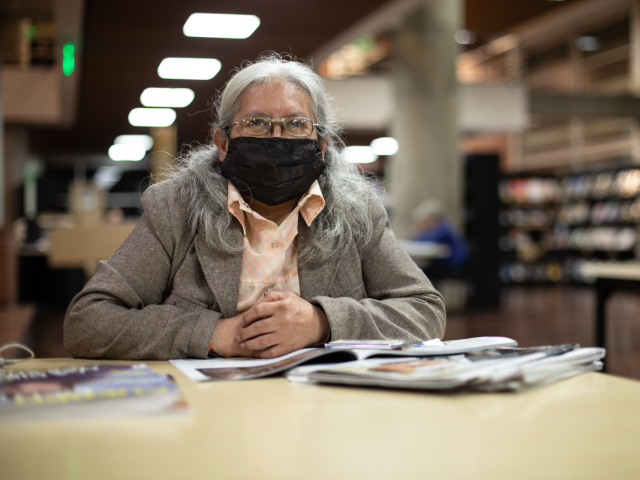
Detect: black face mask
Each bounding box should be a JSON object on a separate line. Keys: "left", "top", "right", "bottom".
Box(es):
{"left": 219, "top": 137, "right": 326, "bottom": 206}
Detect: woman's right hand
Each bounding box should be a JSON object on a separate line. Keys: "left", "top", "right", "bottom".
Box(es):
{"left": 210, "top": 315, "right": 251, "bottom": 357}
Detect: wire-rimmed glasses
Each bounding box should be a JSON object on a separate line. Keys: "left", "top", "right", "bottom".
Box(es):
{"left": 231, "top": 116, "right": 320, "bottom": 137}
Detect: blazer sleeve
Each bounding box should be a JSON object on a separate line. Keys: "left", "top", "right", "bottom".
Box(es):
{"left": 63, "top": 183, "right": 220, "bottom": 360}
{"left": 311, "top": 194, "right": 446, "bottom": 343}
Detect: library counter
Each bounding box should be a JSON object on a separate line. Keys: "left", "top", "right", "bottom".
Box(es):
{"left": 1, "top": 359, "right": 639, "bottom": 480}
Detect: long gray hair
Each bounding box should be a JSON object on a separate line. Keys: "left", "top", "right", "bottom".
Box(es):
{"left": 168, "top": 54, "right": 375, "bottom": 265}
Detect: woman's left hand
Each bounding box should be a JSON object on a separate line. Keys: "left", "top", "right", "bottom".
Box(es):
{"left": 235, "top": 291, "right": 330, "bottom": 358}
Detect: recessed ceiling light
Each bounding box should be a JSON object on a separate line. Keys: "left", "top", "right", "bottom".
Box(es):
{"left": 370, "top": 137, "right": 399, "bottom": 156}
{"left": 128, "top": 108, "right": 176, "bottom": 127}
{"left": 343, "top": 146, "right": 378, "bottom": 164}
{"left": 141, "top": 88, "right": 195, "bottom": 108}
{"left": 454, "top": 29, "right": 476, "bottom": 45}
{"left": 183, "top": 13, "right": 260, "bottom": 39}
{"left": 158, "top": 57, "right": 221, "bottom": 80}
{"left": 114, "top": 134, "right": 154, "bottom": 151}
{"left": 94, "top": 167, "right": 124, "bottom": 188}
{"left": 108, "top": 144, "right": 146, "bottom": 161}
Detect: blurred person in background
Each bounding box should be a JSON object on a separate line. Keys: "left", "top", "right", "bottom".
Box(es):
{"left": 64, "top": 55, "right": 445, "bottom": 360}
{"left": 413, "top": 199, "right": 468, "bottom": 277}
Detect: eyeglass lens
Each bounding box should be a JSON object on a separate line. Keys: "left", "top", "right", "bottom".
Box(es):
{"left": 241, "top": 117, "right": 314, "bottom": 137}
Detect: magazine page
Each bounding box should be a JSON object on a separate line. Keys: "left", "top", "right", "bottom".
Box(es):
{"left": 170, "top": 337, "right": 520, "bottom": 382}
{"left": 397, "top": 336, "right": 518, "bottom": 356}
{"left": 0, "top": 364, "right": 187, "bottom": 422}
{"left": 300, "top": 356, "right": 481, "bottom": 390}
{"left": 171, "top": 348, "right": 318, "bottom": 382}
{"left": 171, "top": 348, "right": 359, "bottom": 382}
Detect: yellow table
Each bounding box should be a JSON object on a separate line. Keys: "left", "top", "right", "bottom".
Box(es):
{"left": 1, "top": 359, "right": 640, "bottom": 480}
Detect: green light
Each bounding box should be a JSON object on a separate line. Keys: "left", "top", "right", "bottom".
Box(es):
{"left": 62, "top": 42, "right": 75, "bottom": 76}
{"left": 25, "top": 25, "right": 37, "bottom": 39}
{"left": 355, "top": 35, "right": 375, "bottom": 52}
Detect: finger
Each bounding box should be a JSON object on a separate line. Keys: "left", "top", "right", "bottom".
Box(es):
{"left": 260, "top": 290, "right": 287, "bottom": 303}
{"left": 236, "top": 318, "right": 275, "bottom": 343}
{"left": 253, "top": 344, "right": 287, "bottom": 359}
{"left": 241, "top": 301, "right": 279, "bottom": 327}
{"left": 242, "top": 333, "right": 279, "bottom": 352}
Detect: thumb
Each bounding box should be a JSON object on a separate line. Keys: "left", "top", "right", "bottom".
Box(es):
{"left": 259, "top": 290, "right": 287, "bottom": 303}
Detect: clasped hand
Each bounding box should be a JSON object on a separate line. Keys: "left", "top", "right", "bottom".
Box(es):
{"left": 210, "top": 291, "right": 330, "bottom": 358}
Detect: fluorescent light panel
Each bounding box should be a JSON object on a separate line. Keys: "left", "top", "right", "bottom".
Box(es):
{"left": 141, "top": 88, "right": 195, "bottom": 107}
{"left": 94, "top": 167, "right": 124, "bottom": 188}
{"left": 158, "top": 58, "right": 221, "bottom": 80}
{"left": 108, "top": 144, "right": 146, "bottom": 161}
{"left": 370, "top": 137, "right": 399, "bottom": 156}
{"left": 183, "top": 13, "right": 260, "bottom": 39}
{"left": 128, "top": 108, "right": 176, "bottom": 127}
{"left": 343, "top": 146, "right": 378, "bottom": 164}
{"left": 114, "top": 135, "right": 154, "bottom": 151}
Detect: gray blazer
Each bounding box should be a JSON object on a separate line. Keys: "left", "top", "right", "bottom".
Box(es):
{"left": 64, "top": 180, "right": 446, "bottom": 360}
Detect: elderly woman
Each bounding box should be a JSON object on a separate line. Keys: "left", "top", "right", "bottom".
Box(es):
{"left": 64, "top": 55, "right": 445, "bottom": 360}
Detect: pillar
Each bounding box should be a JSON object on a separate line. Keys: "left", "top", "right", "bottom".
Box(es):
{"left": 150, "top": 125, "right": 178, "bottom": 183}
{"left": 389, "top": 0, "right": 462, "bottom": 238}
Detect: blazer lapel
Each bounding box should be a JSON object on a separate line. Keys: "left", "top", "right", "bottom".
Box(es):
{"left": 195, "top": 224, "right": 243, "bottom": 318}
{"left": 298, "top": 218, "right": 342, "bottom": 301}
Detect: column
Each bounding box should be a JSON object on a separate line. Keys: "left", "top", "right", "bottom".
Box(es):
{"left": 150, "top": 125, "right": 178, "bottom": 183}
{"left": 389, "top": 0, "right": 462, "bottom": 238}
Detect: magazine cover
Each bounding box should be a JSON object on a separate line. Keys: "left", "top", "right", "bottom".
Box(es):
{"left": 0, "top": 364, "right": 187, "bottom": 421}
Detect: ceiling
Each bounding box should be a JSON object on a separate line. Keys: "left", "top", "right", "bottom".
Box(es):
{"left": 27, "top": 0, "right": 581, "bottom": 161}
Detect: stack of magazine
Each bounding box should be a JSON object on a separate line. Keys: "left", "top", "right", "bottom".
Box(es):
{"left": 0, "top": 364, "right": 187, "bottom": 421}
{"left": 171, "top": 337, "right": 605, "bottom": 392}
{"left": 287, "top": 344, "right": 605, "bottom": 392}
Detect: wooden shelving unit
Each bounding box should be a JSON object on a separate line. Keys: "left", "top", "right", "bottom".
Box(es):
{"left": 458, "top": 0, "right": 640, "bottom": 173}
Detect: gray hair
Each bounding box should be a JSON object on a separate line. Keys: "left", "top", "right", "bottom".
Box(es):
{"left": 167, "top": 54, "right": 375, "bottom": 265}
{"left": 412, "top": 199, "right": 444, "bottom": 223}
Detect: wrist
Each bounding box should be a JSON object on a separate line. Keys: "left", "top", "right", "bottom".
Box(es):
{"left": 314, "top": 305, "right": 331, "bottom": 344}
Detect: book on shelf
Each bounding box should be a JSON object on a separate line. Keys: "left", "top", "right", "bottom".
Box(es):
{"left": 170, "top": 336, "right": 518, "bottom": 382}
{"left": 0, "top": 364, "right": 187, "bottom": 422}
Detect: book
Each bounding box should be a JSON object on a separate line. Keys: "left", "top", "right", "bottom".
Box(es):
{"left": 286, "top": 345, "right": 606, "bottom": 392}
{"left": 0, "top": 364, "right": 187, "bottom": 422}
{"left": 170, "top": 336, "right": 518, "bottom": 382}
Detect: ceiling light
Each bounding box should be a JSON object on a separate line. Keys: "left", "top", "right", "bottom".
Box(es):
{"left": 158, "top": 57, "right": 221, "bottom": 80}
{"left": 128, "top": 108, "right": 176, "bottom": 127}
{"left": 114, "top": 134, "right": 154, "bottom": 151}
{"left": 183, "top": 13, "right": 260, "bottom": 39}
{"left": 141, "top": 88, "right": 195, "bottom": 107}
{"left": 108, "top": 144, "right": 146, "bottom": 161}
{"left": 454, "top": 30, "right": 476, "bottom": 45}
{"left": 343, "top": 146, "right": 378, "bottom": 164}
{"left": 94, "top": 167, "right": 124, "bottom": 188}
{"left": 370, "top": 137, "right": 399, "bottom": 156}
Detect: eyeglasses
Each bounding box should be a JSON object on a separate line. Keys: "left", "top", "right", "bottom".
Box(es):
{"left": 231, "top": 116, "right": 320, "bottom": 137}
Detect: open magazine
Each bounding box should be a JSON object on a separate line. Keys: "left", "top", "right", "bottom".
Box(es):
{"left": 170, "top": 336, "right": 517, "bottom": 382}
{"left": 0, "top": 364, "right": 187, "bottom": 421}
{"left": 286, "top": 345, "right": 606, "bottom": 392}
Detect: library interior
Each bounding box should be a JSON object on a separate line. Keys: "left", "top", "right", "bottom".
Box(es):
{"left": 1, "top": 0, "right": 640, "bottom": 478}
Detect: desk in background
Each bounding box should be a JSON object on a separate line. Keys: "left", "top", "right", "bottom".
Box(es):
{"left": 1, "top": 358, "right": 639, "bottom": 479}
{"left": 581, "top": 261, "right": 640, "bottom": 371}
{"left": 48, "top": 221, "right": 138, "bottom": 276}
{"left": 397, "top": 240, "right": 449, "bottom": 269}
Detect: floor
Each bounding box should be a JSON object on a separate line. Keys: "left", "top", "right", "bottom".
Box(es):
{"left": 447, "top": 285, "right": 640, "bottom": 380}
{"left": 5, "top": 285, "right": 640, "bottom": 381}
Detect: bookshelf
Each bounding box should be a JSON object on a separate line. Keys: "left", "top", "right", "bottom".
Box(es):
{"left": 499, "top": 168, "right": 640, "bottom": 283}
